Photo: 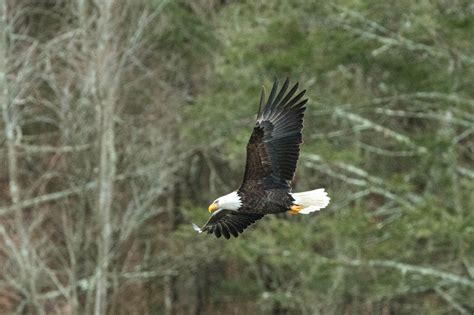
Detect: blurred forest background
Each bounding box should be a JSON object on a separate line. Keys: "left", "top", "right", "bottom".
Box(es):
{"left": 0, "top": 0, "right": 473, "bottom": 314}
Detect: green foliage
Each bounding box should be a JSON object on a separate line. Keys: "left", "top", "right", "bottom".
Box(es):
{"left": 177, "top": 0, "right": 474, "bottom": 313}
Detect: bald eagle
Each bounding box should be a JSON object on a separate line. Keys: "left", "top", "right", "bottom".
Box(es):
{"left": 192, "top": 78, "right": 330, "bottom": 239}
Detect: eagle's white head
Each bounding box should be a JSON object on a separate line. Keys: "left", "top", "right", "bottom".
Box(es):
{"left": 208, "top": 191, "right": 242, "bottom": 213}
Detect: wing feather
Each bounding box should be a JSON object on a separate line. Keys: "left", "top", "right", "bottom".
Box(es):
{"left": 193, "top": 209, "right": 264, "bottom": 239}
{"left": 272, "top": 78, "right": 289, "bottom": 109}
{"left": 214, "top": 224, "right": 222, "bottom": 238}
{"left": 240, "top": 79, "right": 307, "bottom": 191}
{"left": 266, "top": 79, "right": 279, "bottom": 111}
{"left": 220, "top": 223, "right": 231, "bottom": 239}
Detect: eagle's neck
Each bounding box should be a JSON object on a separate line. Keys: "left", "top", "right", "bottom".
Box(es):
{"left": 218, "top": 191, "right": 242, "bottom": 210}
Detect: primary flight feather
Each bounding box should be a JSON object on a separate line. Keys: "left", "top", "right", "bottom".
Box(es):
{"left": 193, "top": 78, "right": 330, "bottom": 239}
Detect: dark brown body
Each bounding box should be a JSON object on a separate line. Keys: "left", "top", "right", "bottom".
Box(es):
{"left": 237, "top": 189, "right": 294, "bottom": 214}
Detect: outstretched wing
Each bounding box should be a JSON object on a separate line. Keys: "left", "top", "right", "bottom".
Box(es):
{"left": 192, "top": 209, "right": 264, "bottom": 239}
{"left": 240, "top": 78, "right": 307, "bottom": 191}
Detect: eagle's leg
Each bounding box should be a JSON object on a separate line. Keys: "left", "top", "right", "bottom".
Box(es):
{"left": 287, "top": 204, "right": 301, "bottom": 215}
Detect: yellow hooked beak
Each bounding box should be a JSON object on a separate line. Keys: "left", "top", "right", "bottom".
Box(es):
{"left": 208, "top": 202, "right": 218, "bottom": 213}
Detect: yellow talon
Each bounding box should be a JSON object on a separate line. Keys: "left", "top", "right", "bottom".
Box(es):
{"left": 288, "top": 204, "right": 301, "bottom": 215}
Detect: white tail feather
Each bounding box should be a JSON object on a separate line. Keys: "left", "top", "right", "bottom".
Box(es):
{"left": 290, "top": 188, "right": 330, "bottom": 214}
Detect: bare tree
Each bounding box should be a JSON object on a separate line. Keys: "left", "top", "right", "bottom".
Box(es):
{"left": 0, "top": 0, "right": 183, "bottom": 313}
